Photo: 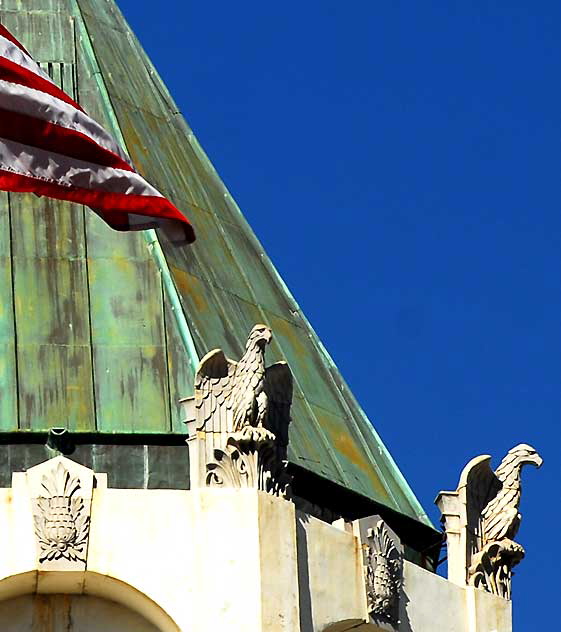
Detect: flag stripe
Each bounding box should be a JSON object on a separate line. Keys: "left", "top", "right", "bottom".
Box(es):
{"left": 0, "top": 23, "right": 195, "bottom": 244}
{"left": 0, "top": 169, "right": 194, "bottom": 242}
{"left": 0, "top": 56, "right": 84, "bottom": 112}
{"left": 0, "top": 108, "right": 134, "bottom": 172}
{"left": 0, "top": 169, "right": 177, "bottom": 214}
{"left": 0, "top": 137, "right": 160, "bottom": 196}
{"left": 0, "top": 79, "right": 132, "bottom": 165}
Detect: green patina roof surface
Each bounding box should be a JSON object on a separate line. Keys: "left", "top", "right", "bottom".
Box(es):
{"left": 0, "top": 0, "right": 432, "bottom": 527}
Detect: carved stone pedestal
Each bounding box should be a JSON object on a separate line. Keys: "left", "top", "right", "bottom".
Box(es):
{"left": 190, "top": 488, "right": 300, "bottom": 631}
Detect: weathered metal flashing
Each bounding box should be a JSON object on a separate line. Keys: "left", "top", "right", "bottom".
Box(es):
{"left": 143, "top": 231, "right": 199, "bottom": 372}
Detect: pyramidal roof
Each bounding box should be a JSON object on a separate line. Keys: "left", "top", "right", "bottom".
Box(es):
{"left": 0, "top": 0, "right": 435, "bottom": 539}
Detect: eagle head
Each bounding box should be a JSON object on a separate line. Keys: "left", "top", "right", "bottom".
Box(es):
{"left": 507, "top": 443, "right": 543, "bottom": 469}
{"left": 246, "top": 324, "right": 272, "bottom": 351}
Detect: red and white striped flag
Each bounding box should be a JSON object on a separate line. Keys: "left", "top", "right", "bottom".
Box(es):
{"left": 0, "top": 24, "right": 195, "bottom": 244}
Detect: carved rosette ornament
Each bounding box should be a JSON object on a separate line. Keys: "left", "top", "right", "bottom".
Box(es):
{"left": 437, "top": 443, "right": 542, "bottom": 600}
{"left": 33, "top": 461, "right": 90, "bottom": 564}
{"left": 358, "top": 516, "right": 402, "bottom": 627}
{"left": 183, "top": 324, "right": 293, "bottom": 497}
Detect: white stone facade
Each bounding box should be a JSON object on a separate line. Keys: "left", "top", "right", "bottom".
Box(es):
{"left": 0, "top": 456, "right": 512, "bottom": 632}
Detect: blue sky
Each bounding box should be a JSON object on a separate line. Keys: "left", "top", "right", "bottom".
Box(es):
{"left": 120, "top": 1, "right": 559, "bottom": 627}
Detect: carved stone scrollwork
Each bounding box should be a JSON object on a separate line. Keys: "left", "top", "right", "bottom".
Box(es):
{"left": 357, "top": 516, "right": 402, "bottom": 627}
{"left": 469, "top": 539, "right": 524, "bottom": 600}
{"left": 183, "top": 324, "right": 293, "bottom": 498}
{"left": 206, "top": 428, "right": 292, "bottom": 498}
{"left": 436, "top": 443, "right": 542, "bottom": 599}
{"left": 33, "top": 461, "right": 90, "bottom": 564}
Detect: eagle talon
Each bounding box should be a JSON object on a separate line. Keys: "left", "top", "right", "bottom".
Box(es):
{"left": 232, "top": 426, "right": 276, "bottom": 444}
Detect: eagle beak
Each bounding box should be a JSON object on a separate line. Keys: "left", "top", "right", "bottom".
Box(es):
{"left": 534, "top": 454, "right": 543, "bottom": 468}
{"left": 530, "top": 454, "right": 543, "bottom": 468}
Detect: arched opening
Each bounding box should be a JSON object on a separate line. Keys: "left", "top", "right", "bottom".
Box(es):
{"left": 322, "top": 621, "right": 384, "bottom": 632}
{"left": 0, "top": 571, "right": 179, "bottom": 632}
{"left": 0, "top": 593, "right": 159, "bottom": 631}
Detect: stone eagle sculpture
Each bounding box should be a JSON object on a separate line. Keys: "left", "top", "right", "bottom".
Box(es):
{"left": 479, "top": 444, "right": 542, "bottom": 543}
{"left": 465, "top": 443, "right": 542, "bottom": 598}
{"left": 194, "top": 324, "right": 293, "bottom": 447}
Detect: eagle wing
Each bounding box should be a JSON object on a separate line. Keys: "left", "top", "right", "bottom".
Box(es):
{"left": 480, "top": 450, "right": 521, "bottom": 543}
{"left": 195, "top": 348, "right": 237, "bottom": 432}
{"left": 463, "top": 455, "right": 502, "bottom": 552}
{"left": 481, "top": 495, "right": 519, "bottom": 543}
{"left": 263, "top": 361, "right": 293, "bottom": 457}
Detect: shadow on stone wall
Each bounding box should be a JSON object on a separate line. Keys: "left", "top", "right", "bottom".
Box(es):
{"left": 296, "top": 512, "right": 314, "bottom": 631}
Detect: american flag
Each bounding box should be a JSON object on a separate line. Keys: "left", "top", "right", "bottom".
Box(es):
{"left": 0, "top": 23, "right": 195, "bottom": 244}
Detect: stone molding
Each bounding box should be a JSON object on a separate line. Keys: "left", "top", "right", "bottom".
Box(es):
{"left": 436, "top": 443, "right": 542, "bottom": 599}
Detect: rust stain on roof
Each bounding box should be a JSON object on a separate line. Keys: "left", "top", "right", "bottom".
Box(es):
{"left": 169, "top": 267, "right": 208, "bottom": 313}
